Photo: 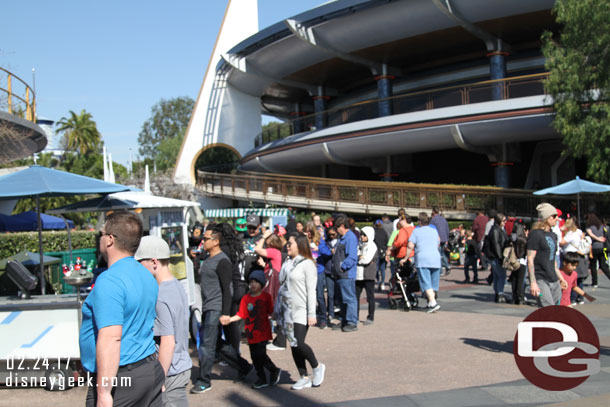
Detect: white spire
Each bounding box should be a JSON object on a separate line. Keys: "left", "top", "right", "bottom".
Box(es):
{"left": 103, "top": 146, "right": 109, "bottom": 181}
{"left": 108, "top": 153, "right": 116, "bottom": 184}
{"left": 144, "top": 165, "right": 150, "bottom": 193}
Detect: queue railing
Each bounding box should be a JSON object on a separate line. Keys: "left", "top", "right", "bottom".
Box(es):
{"left": 195, "top": 170, "right": 589, "bottom": 217}
{"left": 0, "top": 67, "right": 37, "bottom": 122}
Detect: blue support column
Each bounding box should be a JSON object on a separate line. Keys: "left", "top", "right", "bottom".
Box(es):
{"left": 313, "top": 95, "right": 329, "bottom": 130}
{"left": 487, "top": 51, "right": 509, "bottom": 100}
{"left": 290, "top": 104, "right": 305, "bottom": 134}
{"left": 375, "top": 75, "right": 394, "bottom": 117}
{"left": 493, "top": 162, "right": 512, "bottom": 188}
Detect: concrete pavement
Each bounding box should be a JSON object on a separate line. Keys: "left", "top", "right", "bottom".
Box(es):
{"left": 0, "top": 267, "right": 608, "bottom": 407}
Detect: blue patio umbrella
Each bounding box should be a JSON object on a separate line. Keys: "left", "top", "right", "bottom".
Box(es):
{"left": 7, "top": 211, "right": 75, "bottom": 231}
{"left": 533, "top": 176, "right": 610, "bottom": 224}
{"left": 0, "top": 213, "right": 33, "bottom": 232}
{"left": 0, "top": 166, "right": 132, "bottom": 294}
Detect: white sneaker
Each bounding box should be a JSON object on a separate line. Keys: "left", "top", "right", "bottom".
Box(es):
{"left": 266, "top": 343, "right": 285, "bottom": 351}
{"left": 291, "top": 376, "right": 312, "bottom": 390}
{"left": 426, "top": 304, "right": 441, "bottom": 313}
{"left": 312, "top": 363, "right": 325, "bottom": 387}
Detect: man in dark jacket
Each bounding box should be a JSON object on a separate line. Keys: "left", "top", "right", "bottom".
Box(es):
{"left": 484, "top": 213, "right": 508, "bottom": 303}
{"left": 373, "top": 220, "right": 388, "bottom": 288}
{"left": 472, "top": 210, "right": 489, "bottom": 269}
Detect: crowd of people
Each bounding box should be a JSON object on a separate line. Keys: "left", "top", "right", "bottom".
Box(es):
{"left": 466, "top": 203, "right": 604, "bottom": 307}
{"left": 78, "top": 202, "right": 609, "bottom": 406}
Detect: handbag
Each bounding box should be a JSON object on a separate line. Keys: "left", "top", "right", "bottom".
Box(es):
{"left": 502, "top": 245, "right": 520, "bottom": 271}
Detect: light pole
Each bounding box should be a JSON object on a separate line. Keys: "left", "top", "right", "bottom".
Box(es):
{"left": 129, "top": 148, "right": 133, "bottom": 176}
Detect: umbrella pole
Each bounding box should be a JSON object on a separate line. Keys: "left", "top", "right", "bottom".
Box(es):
{"left": 577, "top": 193, "right": 581, "bottom": 227}
{"left": 37, "top": 196, "right": 46, "bottom": 295}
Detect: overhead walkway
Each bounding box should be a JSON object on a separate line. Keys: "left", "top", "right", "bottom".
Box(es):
{"left": 0, "top": 67, "right": 47, "bottom": 163}
{"left": 195, "top": 170, "right": 581, "bottom": 219}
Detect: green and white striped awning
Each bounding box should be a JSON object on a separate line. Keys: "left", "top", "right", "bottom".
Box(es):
{"left": 205, "top": 208, "right": 290, "bottom": 218}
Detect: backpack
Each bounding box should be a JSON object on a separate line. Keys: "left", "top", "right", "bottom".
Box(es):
{"left": 579, "top": 235, "right": 592, "bottom": 255}
{"left": 502, "top": 245, "right": 520, "bottom": 272}
{"left": 332, "top": 243, "right": 347, "bottom": 279}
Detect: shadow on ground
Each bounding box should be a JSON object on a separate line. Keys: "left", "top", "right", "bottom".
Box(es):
{"left": 460, "top": 338, "right": 514, "bottom": 354}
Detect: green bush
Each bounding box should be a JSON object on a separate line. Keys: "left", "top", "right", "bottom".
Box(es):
{"left": 0, "top": 230, "right": 97, "bottom": 260}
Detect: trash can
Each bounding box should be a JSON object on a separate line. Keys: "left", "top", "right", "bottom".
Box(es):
{"left": 45, "top": 248, "right": 98, "bottom": 294}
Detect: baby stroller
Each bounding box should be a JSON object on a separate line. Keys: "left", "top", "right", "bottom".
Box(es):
{"left": 388, "top": 260, "right": 420, "bottom": 311}
{"left": 447, "top": 229, "right": 462, "bottom": 263}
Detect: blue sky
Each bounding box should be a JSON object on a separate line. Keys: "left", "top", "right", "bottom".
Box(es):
{"left": 1, "top": 0, "right": 325, "bottom": 166}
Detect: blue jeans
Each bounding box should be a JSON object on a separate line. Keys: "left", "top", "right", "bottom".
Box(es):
{"left": 490, "top": 259, "right": 507, "bottom": 295}
{"left": 196, "top": 309, "right": 250, "bottom": 387}
{"left": 439, "top": 243, "right": 450, "bottom": 270}
{"left": 316, "top": 273, "right": 328, "bottom": 323}
{"left": 336, "top": 278, "right": 358, "bottom": 326}
{"left": 196, "top": 309, "right": 221, "bottom": 387}
{"left": 418, "top": 267, "right": 440, "bottom": 291}
{"left": 377, "top": 254, "right": 387, "bottom": 284}
{"left": 325, "top": 274, "right": 337, "bottom": 320}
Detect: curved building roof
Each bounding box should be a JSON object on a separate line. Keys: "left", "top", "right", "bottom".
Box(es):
{"left": 221, "top": 0, "right": 556, "bottom": 118}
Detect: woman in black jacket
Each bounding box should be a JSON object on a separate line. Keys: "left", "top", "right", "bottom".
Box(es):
{"left": 510, "top": 221, "right": 528, "bottom": 305}
{"left": 485, "top": 213, "right": 508, "bottom": 303}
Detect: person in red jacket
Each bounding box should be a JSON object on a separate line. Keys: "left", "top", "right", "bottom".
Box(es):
{"left": 392, "top": 216, "right": 415, "bottom": 267}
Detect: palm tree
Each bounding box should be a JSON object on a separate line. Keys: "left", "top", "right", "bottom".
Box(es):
{"left": 56, "top": 109, "right": 101, "bottom": 154}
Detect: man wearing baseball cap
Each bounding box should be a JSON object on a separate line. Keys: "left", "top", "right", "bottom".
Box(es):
{"left": 136, "top": 236, "right": 192, "bottom": 406}
{"left": 527, "top": 203, "right": 568, "bottom": 307}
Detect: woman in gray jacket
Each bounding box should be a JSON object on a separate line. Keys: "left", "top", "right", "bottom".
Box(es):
{"left": 276, "top": 233, "right": 326, "bottom": 390}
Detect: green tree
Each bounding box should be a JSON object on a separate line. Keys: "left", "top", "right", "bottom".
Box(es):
{"left": 542, "top": 0, "right": 610, "bottom": 181}
{"left": 155, "top": 130, "right": 185, "bottom": 172}
{"left": 137, "top": 96, "right": 194, "bottom": 161}
{"left": 56, "top": 109, "right": 102, "bottom": 155}
{"left": 194, "top": 146, "right": 239, "bottom": 174}
{"left": 261, "top": 121, "right": 291, "bottom": 144}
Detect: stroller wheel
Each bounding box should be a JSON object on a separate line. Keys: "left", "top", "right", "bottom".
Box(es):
{"left": 411, "top": 296, "right": 419, "bottom": 308}
{"left": 403, "top": 303, "right": 410, "bottom": 312}
{"left": 389, "top": 298, "right": 397, "bottom": 310}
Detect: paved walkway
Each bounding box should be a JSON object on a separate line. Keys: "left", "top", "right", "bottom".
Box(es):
{"left": 1, "top": 267, "right": 608, "bottom": 407}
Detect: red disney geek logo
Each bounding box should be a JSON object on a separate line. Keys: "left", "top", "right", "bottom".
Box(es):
{"left": 513, "top": 306, "right": 600, "bottom": 391}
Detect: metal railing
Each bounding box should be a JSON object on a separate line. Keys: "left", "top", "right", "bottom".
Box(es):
{"left": 255, "top": 72, "right": 548, "bottom": 147}
{"left": 195, "top": 170, "right": 592, "bottom": 218}
{"left": 0, "top": 67, "right": 37, "bottom": 122}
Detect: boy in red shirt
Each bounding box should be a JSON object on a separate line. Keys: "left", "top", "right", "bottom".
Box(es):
{"left": 560, "top": 252, "right": 595, "bottom": 306}
{"left": 223, "top": 269, "right": 281, "bottom": 389}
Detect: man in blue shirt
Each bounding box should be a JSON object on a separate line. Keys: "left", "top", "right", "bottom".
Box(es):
{"left": 79, "top": 211, "right": 163, "bottom": 407}
{"left": 330, "top": 216, "right": 359, "bottom": 332}
{"left": 430, "top": 207, "right": 451, "bottom": 276}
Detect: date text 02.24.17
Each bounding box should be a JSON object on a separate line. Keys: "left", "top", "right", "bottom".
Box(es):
{"left": 6, "top": 356, "right": 71, "bottom": 370}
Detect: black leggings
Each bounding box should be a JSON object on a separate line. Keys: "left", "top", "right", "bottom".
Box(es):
{"left": 590, "top": 249, "right": 610, "bottom": 286}
{"left": 355, "top": 280, "right": 375, "bottom": 321}
{"left": 249, "top": 342, "right": 278, "bottom": 381}
{"left": 291, "top": 323, "right": 318, "bottom": 376}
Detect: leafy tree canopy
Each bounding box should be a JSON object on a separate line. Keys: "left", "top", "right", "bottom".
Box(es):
{"left": 137, "top": 96, "right": 194, "bottom": 161}
{"left": 542, "top": 0, "right": 610, "bottom": 181}
{"left": 56, "top": 109, "right": 102, "bottom": 155}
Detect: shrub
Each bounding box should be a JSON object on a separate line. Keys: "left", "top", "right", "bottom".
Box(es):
{"left": 0, "top": 230, "right": 97, "bottom": 259}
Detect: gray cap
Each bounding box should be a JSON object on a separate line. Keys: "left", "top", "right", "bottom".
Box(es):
{"left": 134, "top": 236, "right": 170, "bottom": 261}
{"left": 246, "top": 214, "right": 260, "bottom": 227}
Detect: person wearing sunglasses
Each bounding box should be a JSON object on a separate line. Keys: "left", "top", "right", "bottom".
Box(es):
{"left": 80, "top": 211, "right": 164, "bottom": 407}
{"left": 527, "top": 203, "right": 568, "bottom": 307}
{"left": 191, "top": 226, "right": 252, "bottom": 394}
